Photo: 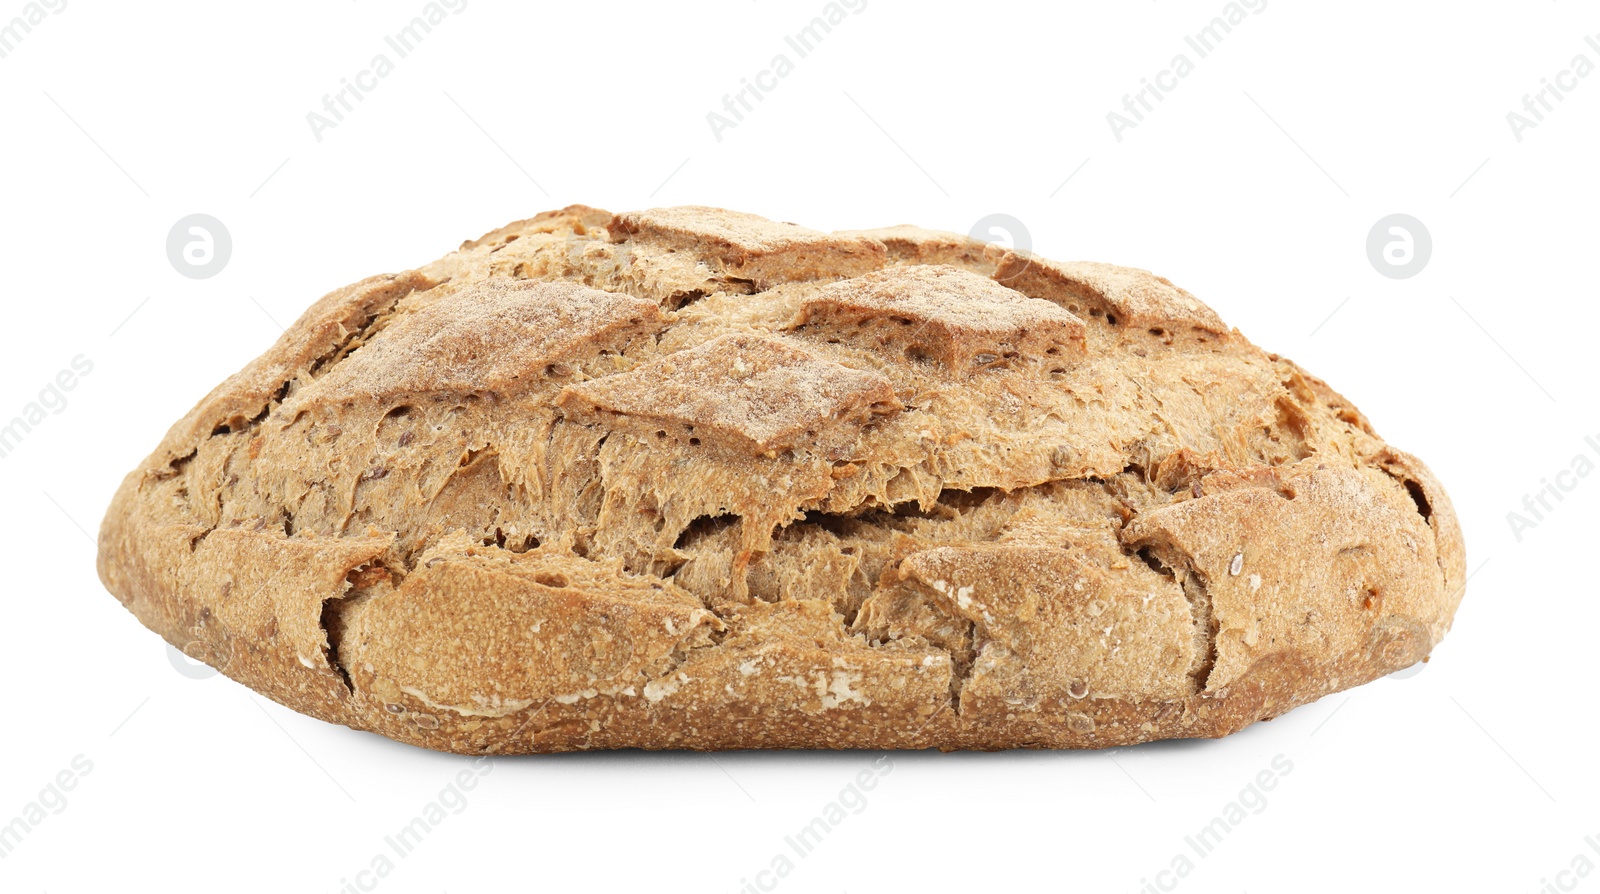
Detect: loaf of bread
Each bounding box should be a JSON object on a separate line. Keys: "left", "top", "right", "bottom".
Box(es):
{"left": 97, "top": 205, "right": 1466, "bottom": 753}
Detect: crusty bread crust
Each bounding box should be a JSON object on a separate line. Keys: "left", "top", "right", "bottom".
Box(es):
{"left": 97, "top": 205, "right": 1467, "bottom": 753}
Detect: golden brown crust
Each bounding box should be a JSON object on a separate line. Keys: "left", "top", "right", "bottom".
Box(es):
{"left": 96, "top": 205, "right": 1467, "bottom": 753}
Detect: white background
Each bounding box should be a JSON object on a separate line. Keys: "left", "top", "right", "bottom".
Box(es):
{"left": 2, "top": 1, "right": 1596, "bottom": 892}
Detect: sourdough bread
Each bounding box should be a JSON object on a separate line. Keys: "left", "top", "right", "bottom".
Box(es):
{"left": 97, "top": 204, "right": 1467, "bottom": 753}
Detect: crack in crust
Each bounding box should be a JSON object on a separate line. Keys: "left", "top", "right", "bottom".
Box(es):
{"left": 97, "top": 203, "right": 1468, "bottom": 754}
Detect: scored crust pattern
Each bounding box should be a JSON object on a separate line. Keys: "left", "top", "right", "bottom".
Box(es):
{"left": 97, "top": 204, "right": 1467, "bottom": 753}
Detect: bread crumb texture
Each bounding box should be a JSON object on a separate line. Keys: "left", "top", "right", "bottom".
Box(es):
{"left": 97, "top": 205, "right": 1467, "bottom": 753}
